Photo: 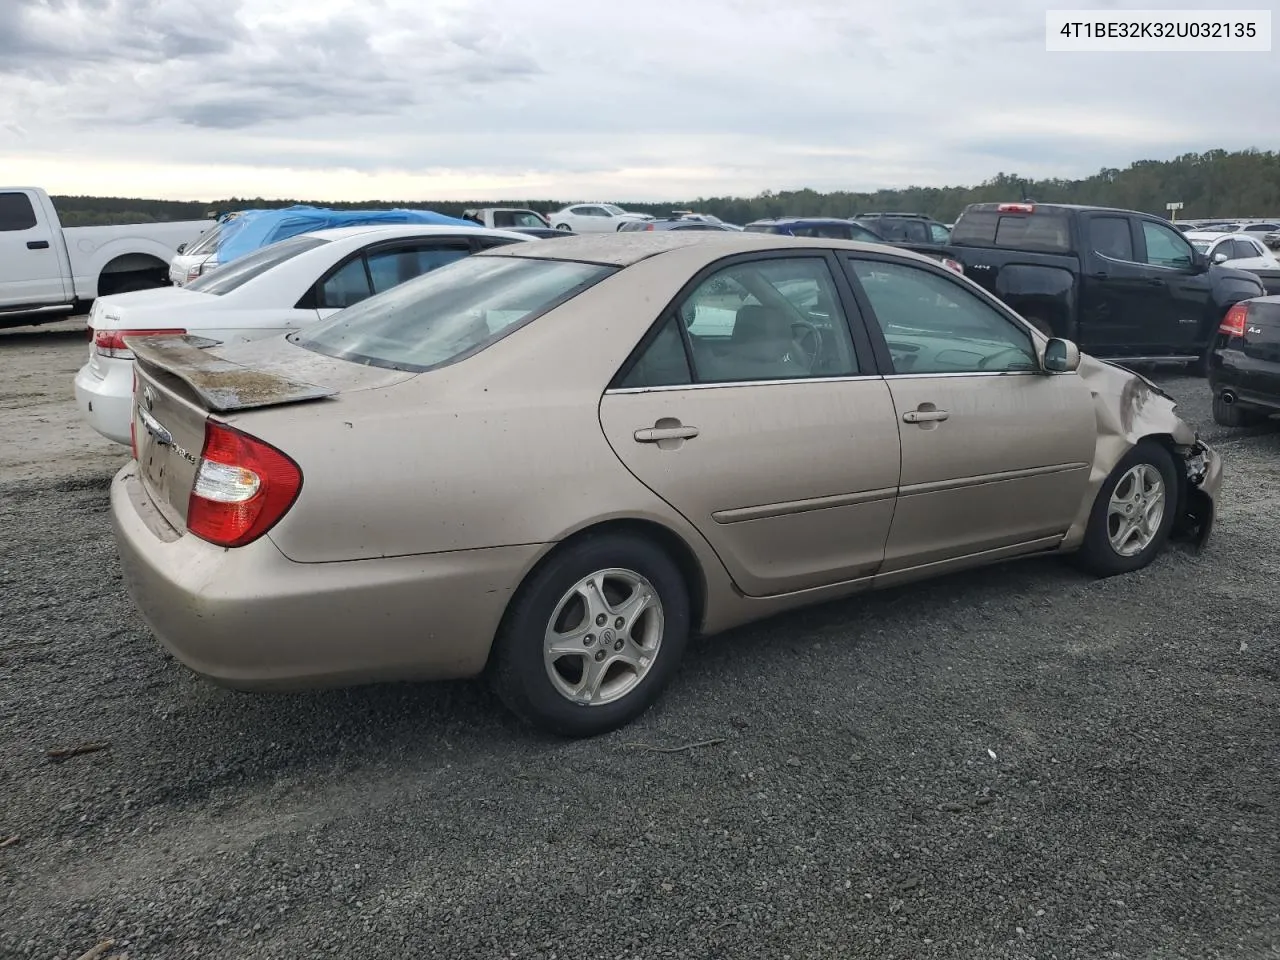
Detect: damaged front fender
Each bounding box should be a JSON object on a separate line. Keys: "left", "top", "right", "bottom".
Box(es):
{"left": 1065, "top": 356, "right": 1222, "bottom": 550}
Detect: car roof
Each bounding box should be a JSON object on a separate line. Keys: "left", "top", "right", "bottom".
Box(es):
{"left": 297, "top": 224, "right": 529, "bottom": 242}
{"left": 1184, "top": 231, "right": 1235, "bottom": 240}
{"left": 747, "top": 217, "right": 856, "bottom": 226}
{"left": 476, "top": 230, "right": 941, "bottom": 268}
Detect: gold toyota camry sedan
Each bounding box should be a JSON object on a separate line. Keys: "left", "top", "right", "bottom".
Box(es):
{"left": 110, "top": 232, "right": 1222, "bottom": 737}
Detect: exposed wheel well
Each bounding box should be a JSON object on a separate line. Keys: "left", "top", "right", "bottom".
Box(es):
{"left": 96, "top": 253, "right": 169, "bottom": 297}
{"left": 492, "top": 518, "right": 709, "bottom": 667}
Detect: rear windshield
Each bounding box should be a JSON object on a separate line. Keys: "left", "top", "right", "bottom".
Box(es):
{"left": 294, "top": 255, "right": 617, "bottom": 372}
{"left": 951, "top": 210, "right": 1072, "bottom": 252}
{"left": 184, "top": 235, "right": 329, "bottom": 295}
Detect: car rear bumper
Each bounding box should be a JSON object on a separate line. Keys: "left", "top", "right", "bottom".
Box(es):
{"left": 1209, "top": 349, "right": 1280, "bottom": 411}
{"left": 110, "top": 464, "right": 544, "bottom": 690}
{"left": 73, "top": 359, "right": 134, "bottom": 446}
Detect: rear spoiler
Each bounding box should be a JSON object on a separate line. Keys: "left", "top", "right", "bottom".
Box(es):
{"left": 127, "top": 335, "right": 337, "bottom": 413}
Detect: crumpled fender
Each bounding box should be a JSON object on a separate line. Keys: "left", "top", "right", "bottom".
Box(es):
{"left": 1060, "top": 355, "right": 1208, "bottom": 548}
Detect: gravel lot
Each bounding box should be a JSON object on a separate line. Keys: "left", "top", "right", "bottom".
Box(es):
{"left": 2, "top": 320, "right": 1278, "bottom": 960}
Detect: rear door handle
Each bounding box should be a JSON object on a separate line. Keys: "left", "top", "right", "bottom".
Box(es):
{"left": 26, "top": 240, "right": 50, "bottom": 250}
{"left": 902, "top": 409, "right": 949, "bottom": 423}
{"left": 1145, "top": 278, "right": 1164, "bottom": 286}
{"left": 1089, "top": 271, "right": 1108, "bottom": 280}
{"left": 634, "top": 425, "right": 699, "bottom": 442}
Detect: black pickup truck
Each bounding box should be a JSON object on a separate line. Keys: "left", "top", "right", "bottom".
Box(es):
{"left": 903, "top": 202, "right": 1267, "bottom": 371}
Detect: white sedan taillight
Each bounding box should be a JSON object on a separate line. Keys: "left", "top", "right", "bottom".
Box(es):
{"left": 93, "top": 328, "right": 187, "bottom": 360}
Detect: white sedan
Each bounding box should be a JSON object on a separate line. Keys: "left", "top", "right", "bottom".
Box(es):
{"left": 75, "top": 224, "right": 533, "bottom": 445}
{"left": 547, "top": 204, "right": 653, "bottom": 233}
{"left": 1185, "top": 231, "right": 1280, "bottom": 271}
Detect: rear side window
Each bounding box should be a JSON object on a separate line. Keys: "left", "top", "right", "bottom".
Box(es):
{"left": 1088, "top": 216, "right": 1134, "bottom": 261}
{"left": 790, "top": 224, "right": 854, "bottom": 239}
{"left": 952, "top": 210, "right": 1072, "bottom": 252}
{"left": 295, "top": 255, "right": 617, "bottom": 372}
{"left": 185, "top": 235, "right": 330, "bottom": 295}
{"left": 743, "top": 224, "right": 778, "bottom": 233}
{"left": 0, "top": 192, "right": 38, "bottom": 232}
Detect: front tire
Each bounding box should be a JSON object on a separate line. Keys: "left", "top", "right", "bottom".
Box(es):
{"left": 555, "top": 223, "right": 572, "bottom": 232}
{"left": 489, "top": 533, "right": 691, "bottom": 737}
{"left": 1073, "top": 441, "right": 1179, "bottom": 578}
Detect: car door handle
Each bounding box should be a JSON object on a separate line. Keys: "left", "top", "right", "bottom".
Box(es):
{"left": 1089, "top": 271, "right": 1108, "bottom": 280}
{"left": 27, "top": 240, "right": 49, "bottom": 250}
{"left": 634, "top": 424, "right": 699, "bottom": 442}
{"left": 902, "top": 409, "right": 949, "bottom": 423}
{"left": 1145, "top": 278, "right": 1163, "bottom": 286}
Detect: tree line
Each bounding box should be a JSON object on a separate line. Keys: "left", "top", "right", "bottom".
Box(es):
{"left": 51, "top": 147, "right": 1280, "bottom": 227}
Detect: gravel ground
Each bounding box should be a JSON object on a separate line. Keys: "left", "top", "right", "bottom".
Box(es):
{"left": 2, "top": 324, "right": 1278, "bottom": 960}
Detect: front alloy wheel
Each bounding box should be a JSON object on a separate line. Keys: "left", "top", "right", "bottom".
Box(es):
{"left": 1074, "top": 441, "right": 1179, "bottom": 577}
{"left": 543, "top": 568, "right": 664, "bottom": 706}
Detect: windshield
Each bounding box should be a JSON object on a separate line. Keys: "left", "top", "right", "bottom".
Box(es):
{"left": 294, "top": 255, "right": 618, "bottom": 372}
{"left": 185, "top": 225, "right": 221, "bottom": 257}
{"left": 183, "top": 235, "right": 329, "bottom": 295}
{"left": 602, "top": 204, "right": 626, "bottom": 216}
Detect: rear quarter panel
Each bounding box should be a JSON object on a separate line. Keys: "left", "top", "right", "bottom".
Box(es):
{"left": 244, "top": 247, "right": 737, "bottom": 585}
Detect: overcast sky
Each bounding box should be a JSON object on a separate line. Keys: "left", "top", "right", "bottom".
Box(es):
{"left": 0, "top": 0, "right": 1275, "bottom": 201}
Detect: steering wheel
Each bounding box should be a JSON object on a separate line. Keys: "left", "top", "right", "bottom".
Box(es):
{"left": 789, "top": 320, "right": 823, "bottom": 368}
{"left": 978, "top": 347, "right": 1034, "bottom": 371}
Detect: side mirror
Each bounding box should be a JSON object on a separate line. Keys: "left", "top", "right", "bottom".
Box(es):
{"left": 1191, "top": 251, "right": 1210, "bottom": 273}
{"left": 1212, "top": 252, "right": 1229, "bottom": 265}
{"left": 1043, "top": 337, "right": 1080, "bottom": 373}
{"left": 176, "top": 243, "right": 187, "bottom": 254}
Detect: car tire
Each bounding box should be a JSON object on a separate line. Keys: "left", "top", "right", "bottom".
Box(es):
{"left": 1190, "top": 346, "right": 1212, "bottom": 378}
{"left": 489, "top": 532, "right": 691, "bottom": 738}
{"left": 555, "top": 223, "right": 572, "bottom": 232}
{"left": 1072, "top": 441, "right": 1180, "bottom": 578}
{"left": 1212, "top": 393, "right": 1264, "bottom": 427}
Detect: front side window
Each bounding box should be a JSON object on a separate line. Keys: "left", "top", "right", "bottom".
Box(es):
{"left": 184, "top": 235, "right": 330, "bottom": 295}
{"left": 622, "top": 257, "right": 860, "bottom": 387}
{"left": 0, "top": 192, "right": 38, "bottom": 232}
{"left": 1141, "top": 221, "right": 1194, "bottom": 269}
{"left": 929, "top": 222, "right": 951, "bottom": 243}
{"left": 849, "top": 259, "right": 1038, "bottom": 375}
{"left": 296, "top": 255, "right": 616, "bottom": 372}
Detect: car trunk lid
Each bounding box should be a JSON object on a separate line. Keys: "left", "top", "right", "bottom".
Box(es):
{"left": 129, "top": 334, "right": 412, "bottom": 530}
{"left": 1238, "top": 297, "right": 1280, "bottom": 362}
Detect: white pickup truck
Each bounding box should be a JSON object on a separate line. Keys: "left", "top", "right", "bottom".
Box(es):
{"left": 0, "top": 187, "right": 212, "bottom": 329}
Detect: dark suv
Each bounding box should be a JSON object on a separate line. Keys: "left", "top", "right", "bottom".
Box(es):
{"left": 850, "top": 212, "right": 951, "bottom": 245}
{"left": 743, "top": 218, "right": 884, "bottom": 241}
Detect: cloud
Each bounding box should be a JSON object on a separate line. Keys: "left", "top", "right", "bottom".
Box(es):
{"left": 0, "top": 0, "right": 1275, "bottom": 201}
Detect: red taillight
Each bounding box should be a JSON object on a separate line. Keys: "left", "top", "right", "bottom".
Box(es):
{"left": 186, "top": 421, "right": 302, "bottom": 548}
{"left": 1219, "top": 302, "right": 1248, "bottom": 338}
{"left": 94, "top": 328, "right": 187, "bottom": 360}
{"left": 998, "top": 202, "right": 1035, "bottom": 214}
{"left": 941, "top": 258, "right": 964, "bottom": 276}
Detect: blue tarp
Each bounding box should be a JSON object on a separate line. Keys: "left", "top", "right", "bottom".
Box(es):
{"left": 214, "top": 206, "right": 477, "bottom": 264}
